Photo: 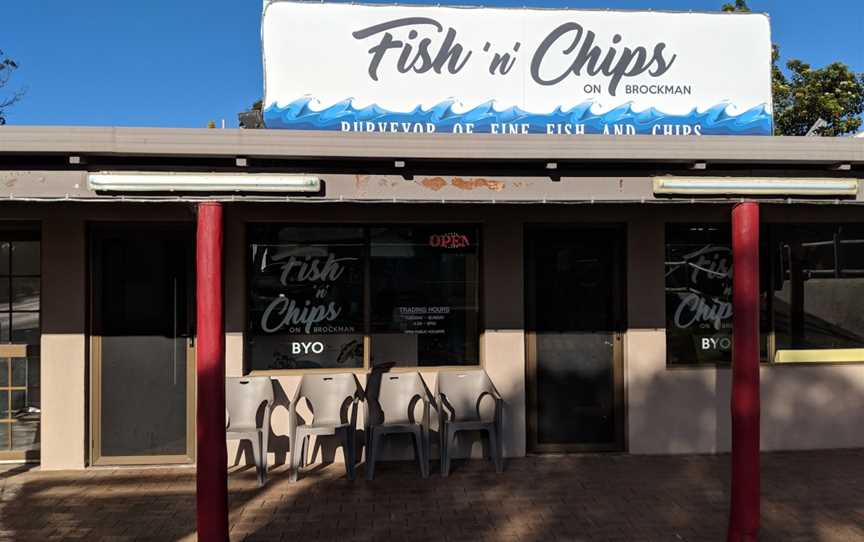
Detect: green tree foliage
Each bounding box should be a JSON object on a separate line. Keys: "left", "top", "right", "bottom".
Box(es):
{"left": 0, "top": 49, "right": 22, "bottom": 125}
{"left": 773, "top": 60, "right": 864, "bottom": 136}
{"left": 721, "top": 1, "right": 750, "bottom": 12}
{"left": 722, "top": 1, "right": 864, "bottom": 136}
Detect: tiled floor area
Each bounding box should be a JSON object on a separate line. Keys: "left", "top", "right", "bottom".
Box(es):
{"left": 0, "top": 449, "right": 862, "bottom": 541}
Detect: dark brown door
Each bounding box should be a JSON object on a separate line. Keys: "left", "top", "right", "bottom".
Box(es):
{"left": 90, "top": 223, "right": 195, "bottom": 464}
{"left": 525, "top": 226, "right": 626, "bottom": 452}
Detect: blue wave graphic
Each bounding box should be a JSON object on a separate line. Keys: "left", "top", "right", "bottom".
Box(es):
{"left": 264, "top": 98, "right": 773, "bottom": 136}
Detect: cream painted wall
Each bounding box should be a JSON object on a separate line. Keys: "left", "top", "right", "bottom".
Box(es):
{"left": 40, "top": 216, "right": 89, "bottom": 470}
{"left": 11, "top": 201, "right": 864, "bottom": 471}
{"left": 624, "top": 213, "right": 732, "bottom": 454}
{"left": 41, "top": 216, "right": 87, "bottom": 470}
{"left": 626, "top": 330, "right": 864, "bottom": 455}
{"left": 222, "top": 202, "right": 864, "bottom": 467}
{"left": 40, "top": 333, "right": 87, "bottom": 469}
{"left": 480, "top": 218, "right": 527, "bottom": 458}
{"left": 760, "top": 365, "right": 864, "bottom": 451}
{"left": 625, "top": 206, "right": 864, "bottom": 454}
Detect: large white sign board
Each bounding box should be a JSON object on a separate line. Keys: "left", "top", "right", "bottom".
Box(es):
{"left": 262, "top": 1, "right": 773, "bottom": 135}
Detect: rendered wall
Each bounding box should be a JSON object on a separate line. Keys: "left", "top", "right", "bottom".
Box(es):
{"left": 626, "top": 204, "right": 864, "bottom": 454}
{"left": 40, "top": 214, "right": 87, "bottom": 470}
{"left": 223, "top": 202, "right": 864, "bottom": 464}
{"left": 4, "top": 201, "right": 862, "bottom": 470}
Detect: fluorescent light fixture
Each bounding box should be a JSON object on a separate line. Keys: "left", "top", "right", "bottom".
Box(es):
{"left": 88, "top": 172, "right": 321, "bottom": 193}
{"left": 654, "top": 177, "right": 859, "bottom": 197}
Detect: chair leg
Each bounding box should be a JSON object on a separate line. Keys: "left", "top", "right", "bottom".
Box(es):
{"left": 229, "top": 439, "right": 241, "bottom": 468}
{"left": 289, "top": 433, "right": 305, "bottom": 483}
{"left": 253, "top": 433, "right": 265, "bottom": 487}
{"left": 487, "top": 426, "right": 503, "bottom": 474}
{"left": 261, "top": 427, "right": 270, "bottom": 485}
{"left": 423, "top": 427, "right": 431, "bottom": 478}
{"left": 364, "top": 429, "right": 372, "bottom": 465}
{"left": 249, "top": 436, "right": 262, "bottom": 486}
{"left": 412, "top": 429, "right": 428, "bottom": 478}
{"left": 442, "top": 425, "right": 458, "bottom": 477}
{"left": 439, "top": 422, "right": 447, "bottom": 477}
{"left": 300, "top": 434, "right": 309, "bottom": 468}
{"left": 365, "top": 429, "right": 381, "bottom": 481}
{"left": 342, "top": 428, "right": 356, "bottom": 481}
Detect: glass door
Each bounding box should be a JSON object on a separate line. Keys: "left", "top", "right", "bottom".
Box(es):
{"left": 525, "top": 226, "right": 626, "bottom": 452}
{"left": 90, "top": 224, "right": 195, "bottom": 465}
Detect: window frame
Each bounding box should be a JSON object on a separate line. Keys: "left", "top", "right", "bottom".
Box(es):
{"left": 244, "top": 222, "right": 484, "bottom": 375}
{"left": 0, "top": 227, "right": 41, "bottom": 460}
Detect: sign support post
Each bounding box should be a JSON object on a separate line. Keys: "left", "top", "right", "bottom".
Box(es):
{"left": 728, "top": 201, "right": 760, "bottom": 542}
{"left": 196, "top": 202, "right": 229, "bottom": 542}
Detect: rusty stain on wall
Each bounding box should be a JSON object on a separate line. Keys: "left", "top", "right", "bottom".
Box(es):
{"left": 420, "top": 177, "right": 447, "bottom": 191}
{"left": 451, "top": 177, "right": 505, "bottom": 191}
{"left": 418, "top": 176, "right": 507, "bottom": 192}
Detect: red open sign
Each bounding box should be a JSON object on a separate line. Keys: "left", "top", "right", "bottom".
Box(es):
{"left": 429, "top": 233, "right": 470, "bottom": 249}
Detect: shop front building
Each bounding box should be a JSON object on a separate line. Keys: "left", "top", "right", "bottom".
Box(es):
{"left": 0, "top": 128, "right": 862, "bottom": 468}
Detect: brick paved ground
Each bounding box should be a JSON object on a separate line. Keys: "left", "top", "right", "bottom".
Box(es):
{"left": 0, "top": 449, "right": 862, "bottom": 542}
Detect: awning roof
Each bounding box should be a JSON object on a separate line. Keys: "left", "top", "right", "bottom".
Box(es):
{"left": 1, "top": 126, "right": 863, "bottom": 166}
{"left": 1, "top": 127, "right": 862, "bottom": 204}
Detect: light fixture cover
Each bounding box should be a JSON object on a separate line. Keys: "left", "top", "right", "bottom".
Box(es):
{"left": 87, "top": 172, "right": 321, "bottom": 193}
{"left": 654, "top": 177, "right": 859, "bottom": 196}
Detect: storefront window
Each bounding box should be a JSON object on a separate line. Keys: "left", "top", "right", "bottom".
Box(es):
{"left": 370, "top": 226, "right": 480, "bottom": 366}
{"left": 666, "top": 222, "right": 864, "bottom": 365}
{"left": 247, "top": 225, "right": 481, "bottom": 371}
{"left": 771, "top": 224, "right": 864, "bottom": 354}
{"left": 0, "top": 231, "right": 40, "bottom": 455}
{"left": 665, "top": 224, "right": 733, "bottom": 364}
{"left": 248, "top": 226, "right": 365, "bottom": 370}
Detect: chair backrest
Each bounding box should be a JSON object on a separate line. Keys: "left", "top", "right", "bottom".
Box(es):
{"left": 370, "top": 372, "right": 427, "bottom": 426}
{"left": 294, "top": 373, "right": 360, "bottom": 426}
{"left": 226, "top": 377, "right": 274, "bottom": 430}
{"left": 436, "top": 369, "right": 495, "bottom": 422}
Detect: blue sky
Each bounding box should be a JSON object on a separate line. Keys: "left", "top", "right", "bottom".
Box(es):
{"left": 3, "top": 0, "right": 862, "bottom": 127}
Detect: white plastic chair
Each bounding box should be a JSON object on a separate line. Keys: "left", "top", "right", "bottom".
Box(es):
{"left": 436, "top": 369, "right": 503, "bottom": 476}
{"left": 289, "top": 373, "right": 362, "bottom": 482}
{"left": 226, "top": 376, "right": 274, "bottom": 486}
{"left": 364, "top": 371, "right": 430, "bottom": 480}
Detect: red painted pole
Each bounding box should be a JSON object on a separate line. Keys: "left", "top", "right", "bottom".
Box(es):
{"left": 196, "top": 202, "right": 229, "bottom": 542}
{"left": 728, "top": 202, "right": 760, "bottom": 542}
